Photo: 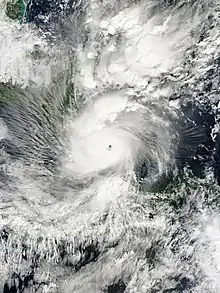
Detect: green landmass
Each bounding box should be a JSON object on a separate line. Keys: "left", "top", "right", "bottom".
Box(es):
{"left": 6, "top": 0, "right": 25, "bottom": 22}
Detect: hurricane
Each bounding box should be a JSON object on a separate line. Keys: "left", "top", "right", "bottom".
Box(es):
{"left": 1, "top": 0, "right": 220, "bottom": 292}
